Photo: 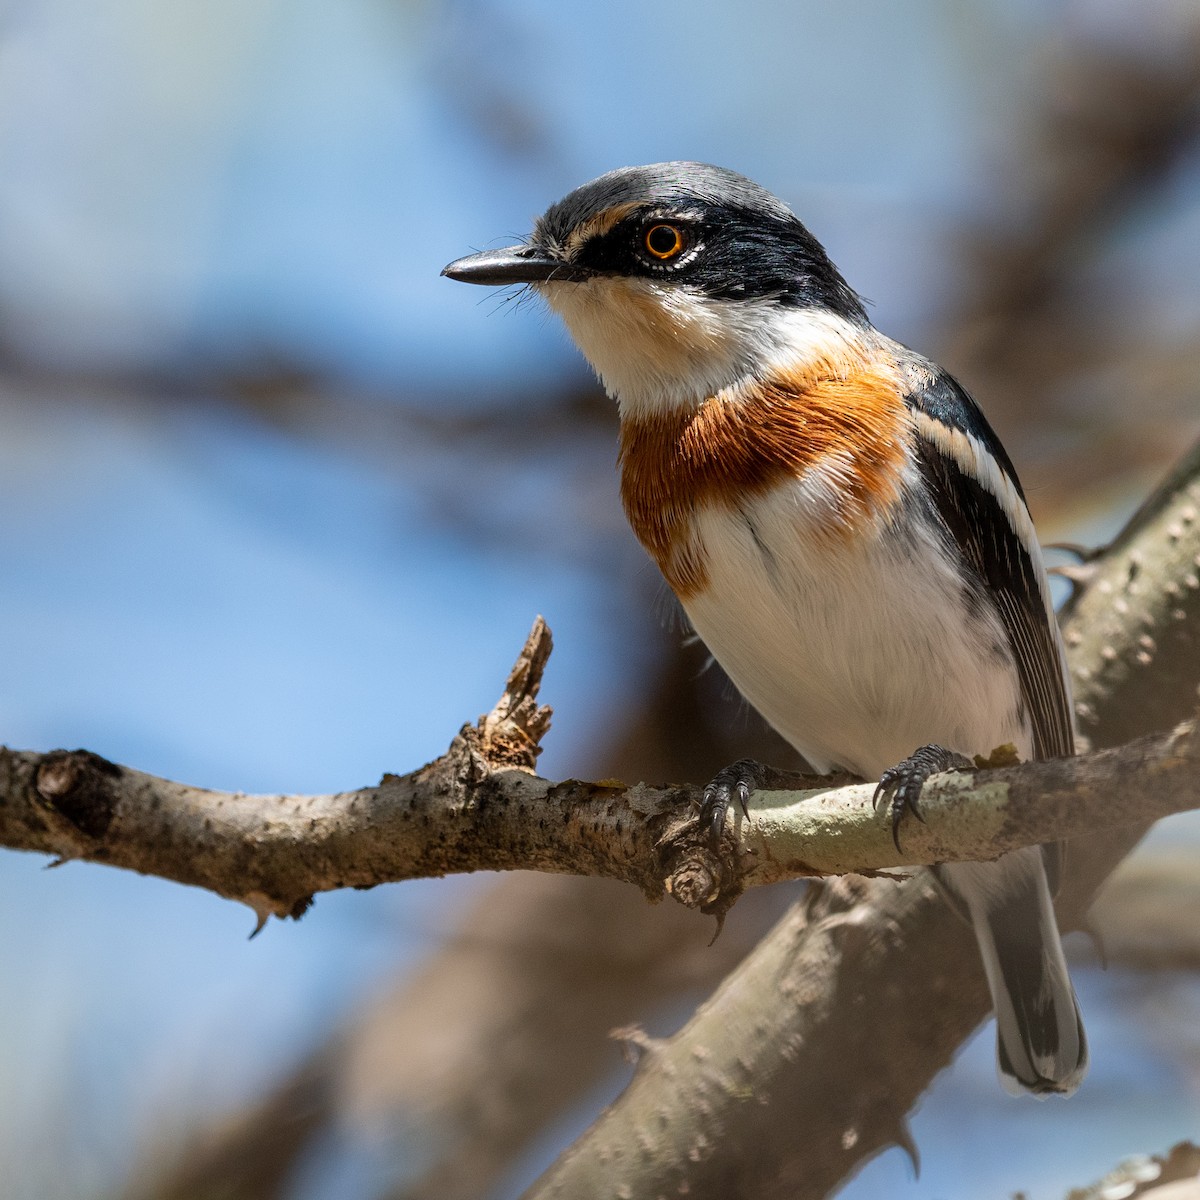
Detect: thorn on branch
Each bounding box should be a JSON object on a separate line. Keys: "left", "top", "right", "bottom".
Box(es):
{"left": 1048, "top": 561, "right": 1100, "bottom": 593}
{"left": 892, "top": 1117, "right": 921, "bottom": 1179}
{"left": 245, "top": 889, "right": 310, "bottom": 937}
{"left": 1044, "top": 541, "right": 1103, "bottom": 563}
{"left": 611, "top": 1024, "right": 662, "bottom": 1065}
{"left": 1079, "top": 914, "right": 1109, "bottom": 968}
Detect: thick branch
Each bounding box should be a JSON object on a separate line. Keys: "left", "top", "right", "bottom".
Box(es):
{"left": 522, "top": 434, "right": 1200, "bottom": 1200}
{"left": 0, "top": 461, "right": 1195, "bottom": 1200}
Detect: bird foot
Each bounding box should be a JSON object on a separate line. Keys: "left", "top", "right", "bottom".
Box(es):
{"left": 699, "top": 758, "right": 768, "bottom": 847}
{"left": 873, "top": 744, "right": 973, "bottom": 852}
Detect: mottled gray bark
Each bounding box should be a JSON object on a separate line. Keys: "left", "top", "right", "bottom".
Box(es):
{"left": 1, "top": 625, "right": 1197, "bottom": 927}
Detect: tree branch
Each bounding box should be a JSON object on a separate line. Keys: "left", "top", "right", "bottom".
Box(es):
{"left": 519, "top": 434, "right": 1200, "bottom": 1200}
{"left": 1, "top": 456, "right": 1196, "bottom": 1200}
{"left": 2, "top": 614, "right": 1199, "bottom": 928}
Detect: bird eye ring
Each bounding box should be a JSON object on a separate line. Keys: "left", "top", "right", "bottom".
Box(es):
{"left": 644, "top": 223, "right": 686, "bottom": 260}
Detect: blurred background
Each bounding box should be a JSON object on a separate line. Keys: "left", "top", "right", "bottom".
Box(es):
{"left": 0, "top": 0, "right": 1198, "bottom": 1197}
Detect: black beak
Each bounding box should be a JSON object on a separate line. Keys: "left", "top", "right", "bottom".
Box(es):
{"left": 441, "top": 245, "right": 592, "bottom": 285}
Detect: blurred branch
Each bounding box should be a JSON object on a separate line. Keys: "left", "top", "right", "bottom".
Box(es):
{"left": 1087, "top": 849, "right": 1200, "bottom": 971}
{"left": 942, "top": 8, "right": 1200, "bottom": 520}
{"left": 8, "top": 432, "right": 1200, "bottom": 1200}
{"left": 522, "top": 433, "right": 1200, "bottom": 1200}
{"left": 951, "top": 11, "right": 1200, "bottom": 386}
{"left": 120, "top": 874, "right": 787, "bottom": 1200}
{"left": 120, "top": 639, "right": 800, "bottom": 1200}
{"left": 123, "top": 1051, "right": 334, "bottom": 1200}
{"left": 1065, "top": 1141, "right": 1200, "bottom": 1200}
{"left": 2, "top": 617, "right": 1199, "bottom": 926}
{"left": 8, "top": 15, "right": 1197, "bottom": 1199}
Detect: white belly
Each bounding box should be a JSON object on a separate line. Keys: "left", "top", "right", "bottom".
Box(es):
{"left": 681, "top": 488, "right": 1031, "bottom": 778}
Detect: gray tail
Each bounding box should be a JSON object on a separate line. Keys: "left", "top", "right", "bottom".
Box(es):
{"left": 936, "top": 848, "right": 1087, "bottom": 1097}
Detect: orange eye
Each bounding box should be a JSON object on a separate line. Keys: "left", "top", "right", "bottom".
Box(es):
{"left": 644, "top": 223, "right": 685, "bottom": 260}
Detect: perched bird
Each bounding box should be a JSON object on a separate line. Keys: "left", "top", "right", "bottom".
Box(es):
{"left": 442, "top": 162, "right": 1087, "bottom": 1096}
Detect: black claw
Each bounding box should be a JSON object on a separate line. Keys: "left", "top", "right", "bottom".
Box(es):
{"left": 699, "top": 758, "right": 762, "bottom": 847}
{"left": 874, "top": 744, "right": 973, "bottom": 853}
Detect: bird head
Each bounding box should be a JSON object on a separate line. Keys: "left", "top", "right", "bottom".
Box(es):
{"left": 443, "top": 162, "right": 868, "bottom": 417}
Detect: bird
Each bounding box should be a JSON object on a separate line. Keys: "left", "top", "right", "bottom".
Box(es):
{"left": 442, "top": 161, "right": 1087, "bottom": 1097}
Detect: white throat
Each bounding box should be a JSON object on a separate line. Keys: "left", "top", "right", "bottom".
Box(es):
{"left": 537, "top": 276, "right": 871, "bottom": 418}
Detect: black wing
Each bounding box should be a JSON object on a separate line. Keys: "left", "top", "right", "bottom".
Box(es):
{"left": 907, "top": 371, "right": 1075, "bottom": 764}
